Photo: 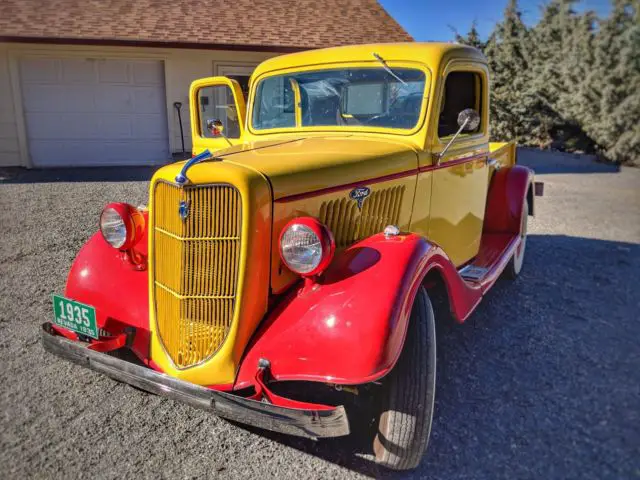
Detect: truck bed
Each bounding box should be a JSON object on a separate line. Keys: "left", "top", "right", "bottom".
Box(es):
{"left": 489, "top": 141, "right": 517, "bottom": 168}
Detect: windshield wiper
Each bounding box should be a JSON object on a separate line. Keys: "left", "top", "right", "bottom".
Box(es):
{"left": 372, "top": 53, "right": 408, "bottom": 86}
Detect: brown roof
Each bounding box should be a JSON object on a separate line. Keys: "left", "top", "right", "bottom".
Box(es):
{"left": 0, "top": 0, "right": 412, "bottom": 51}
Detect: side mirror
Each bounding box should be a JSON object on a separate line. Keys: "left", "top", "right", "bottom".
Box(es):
{"left": 206, "top": 118, "right": 224, "bottom": 136}
{"left": 457, "top": 108, "right": 480, "bottom": 131}
{"left": 437, "top": 108, "right": 482, "bottom": 163}
{"left": 205, "top": 118, "right": 232, "bottom": 147}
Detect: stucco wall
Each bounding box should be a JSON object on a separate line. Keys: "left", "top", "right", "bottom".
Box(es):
{"left": 0, "top": 42, "right": 277, "bottom": 167}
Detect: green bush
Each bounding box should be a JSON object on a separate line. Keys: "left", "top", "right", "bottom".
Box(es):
{"left": 455, "top": 0, "right": 640, "bottom": 165}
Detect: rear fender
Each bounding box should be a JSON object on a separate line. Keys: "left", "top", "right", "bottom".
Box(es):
{"left": 235, "top": 233, "right": 481, "bottom": 388}
{"left": 484, "top": 165, "right": 534, "bottom": 234}
{"left": 65, "top": 222, "right": 149, "bottom": 359}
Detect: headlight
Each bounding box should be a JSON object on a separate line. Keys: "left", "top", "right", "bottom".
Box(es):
{"left": 99, "top": 203, "right": 145, "bottom": 250}
{"left": 279, "top": 217, "right": 335, "bottom": 276}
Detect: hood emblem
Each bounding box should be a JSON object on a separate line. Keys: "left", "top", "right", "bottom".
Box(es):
{"left": 349, "top": 187, "right": 371, "bottom": 210}
{"left": 178, "top": 200, "right": 190, "bottom": 220}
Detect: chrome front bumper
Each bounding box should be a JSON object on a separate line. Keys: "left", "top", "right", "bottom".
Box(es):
{"left": 41, "top": 323, "right": 349, "bottom": 439}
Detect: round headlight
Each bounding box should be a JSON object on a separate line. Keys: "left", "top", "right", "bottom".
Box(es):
{"left": 99, "top": 203, "right": 145, "bottom": 250}
{"left": 279, "top": 217, "right": 335, "bottom": 276}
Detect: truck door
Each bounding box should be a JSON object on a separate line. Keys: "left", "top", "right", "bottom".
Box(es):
{"left": 425, "top": 63, "right": 490, "bottom": 267}
{"left": 189, "top": 77, "right": 247, "bottom": 155}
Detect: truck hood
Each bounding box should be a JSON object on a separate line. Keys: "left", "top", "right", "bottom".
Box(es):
{"left": 210, "top": 135, "right": 419, "bottom": 200}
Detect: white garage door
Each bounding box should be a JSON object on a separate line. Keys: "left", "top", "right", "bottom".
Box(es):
{"left": 19, "top": 57, "right": 170, "bottom": 167}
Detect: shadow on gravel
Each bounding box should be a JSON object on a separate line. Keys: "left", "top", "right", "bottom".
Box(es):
{"left": 0, "top": 166, "right": 163, "bottom": 184}
{"left": 231, "top": 234, "right": 639, "bottom": 479}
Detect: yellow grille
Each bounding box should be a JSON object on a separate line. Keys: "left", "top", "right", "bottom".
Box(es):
{"left": 319, "top": 185, "right": 405, "bottom": 249}
{"left": 152, "top": 181, "right": 241, "bottom": 368}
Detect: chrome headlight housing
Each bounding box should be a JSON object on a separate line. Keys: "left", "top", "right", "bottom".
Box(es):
{"left": 99, "top": 203, "right": 145, "bottom": 250}
{"left": 279, "top": 217, "right": 335, "bottom": 276}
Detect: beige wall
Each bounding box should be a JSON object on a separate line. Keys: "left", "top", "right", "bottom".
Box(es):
{"left": 0, "top": 42, "right": 277, "bottom": 167}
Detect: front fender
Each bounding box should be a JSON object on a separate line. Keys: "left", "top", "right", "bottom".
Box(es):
{"left": 235, "top": 233, "right": 480, "bottom": 388}
{"left": 65, "top": 225, "right": 149, "bottom": 358}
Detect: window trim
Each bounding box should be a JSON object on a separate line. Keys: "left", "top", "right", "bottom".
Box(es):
{"left": 246, "top": 61, "right": 432, "bottom": 137}
{"left": 433, "top": 61, "right": 489, "bottom": 148}
{"left": 196, "top": 84, "right": 242, "bottom": 139}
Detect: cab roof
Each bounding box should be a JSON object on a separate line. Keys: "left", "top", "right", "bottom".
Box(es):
{"left": 252, "top": 42, "right": 486, "bottom": 79}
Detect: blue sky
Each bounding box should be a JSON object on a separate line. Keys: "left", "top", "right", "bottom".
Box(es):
{"left": 380, "top": 0, "right": 612, "bottom": 41}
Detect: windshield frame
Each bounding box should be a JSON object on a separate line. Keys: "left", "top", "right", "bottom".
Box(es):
{"left": 247, "top": 60, "right": 432, "bottom": 137}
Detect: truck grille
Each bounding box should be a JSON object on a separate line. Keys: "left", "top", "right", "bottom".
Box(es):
{"left": 152, "top": 181, "right": 241, "bottom": 368}
{"left": 319, "top": 185, "right": 405, "bottom": 249}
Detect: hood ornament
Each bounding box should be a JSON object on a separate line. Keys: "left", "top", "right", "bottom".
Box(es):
{"left": 349, "top": 187, "right": 371, "bottom": 210}
{"left": 175, "top": 149, "right": 213, "bottom": 184}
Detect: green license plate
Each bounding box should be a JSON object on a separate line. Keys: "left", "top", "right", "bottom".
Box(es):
{"left": 52, "top": 294, "right": 98, "bottom": 339}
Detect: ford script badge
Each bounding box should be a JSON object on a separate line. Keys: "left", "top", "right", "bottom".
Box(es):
{"left": 349, "top": 187, "right": 371, "bottom": 210}
{"left": 178, "top": 200, "right": 190, "bottom": 220}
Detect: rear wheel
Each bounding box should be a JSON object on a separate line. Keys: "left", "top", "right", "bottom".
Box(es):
{"left": 373, "top": 286, "right": 436, "bottom": 470}
{"left": 505, "top": 198, "right": 529, "bottom": 279}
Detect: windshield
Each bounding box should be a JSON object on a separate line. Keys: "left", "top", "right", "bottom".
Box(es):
{"left": 251, "top": 67, "right": 426, "bottom": 131}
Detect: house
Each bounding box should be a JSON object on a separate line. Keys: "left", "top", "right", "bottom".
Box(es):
{"left": 0, "top": 0, "right": 411, "bottom": 168}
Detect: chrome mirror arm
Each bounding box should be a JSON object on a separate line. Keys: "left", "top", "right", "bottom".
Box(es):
{"left": 206, "top": 118, "right": 233, "bottom": 148}
{"left": 436, "top": 118, "right": 469, "bottom": 164}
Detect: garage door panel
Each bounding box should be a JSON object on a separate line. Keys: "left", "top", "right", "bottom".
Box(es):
{"left": 20, "top": 57, "right": 169, "bottom": 166}
{"left": 99, "top": 115, "right": 134, "bottom": 139}
{"left": 131, "top": 86, "right": 166, "bottom": 114}
{"left": 132, "top": 62, "right": 164, "bottom": 85}
{"left": 25, "top": 112, "right": 101, "bottom": 140}
{"left": 61, "top": 59, "right": 97, "bottom": 84}
{"left": 20, "top": 58, "right": 58, "bottom": 83}
{"left": 22, "top": 84, "right": 96, "bottom": 113}
{"left": 132, "top": 114, "right": 166, "bottom": 139}
{"left": 94, "top": 86, "right": 135, "bottom": 113}
{"left": 29, "top": 139, "right": 167, "bottom": 166}
{"left": 28, "top": 140, "right": 66, "bottom": 165}
{"left": 98, "top": 60, "right": 129, "bottom": 83}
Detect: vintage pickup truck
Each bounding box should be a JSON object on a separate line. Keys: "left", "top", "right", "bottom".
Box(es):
{"left": 43, "top": 43, "right": 537, "bottom": 470}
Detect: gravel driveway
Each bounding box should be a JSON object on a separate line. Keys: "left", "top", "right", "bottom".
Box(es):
{"left": 0, "top": 150, "right": 638, "bottom": 479}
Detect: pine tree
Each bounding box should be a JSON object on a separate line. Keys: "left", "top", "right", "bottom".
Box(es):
{"left": 580, "top": 0, "right": 640, "bottom": 164}
{"left": 452, "top": 0, "right": 639, "bottom": 164}
{"left": 529, "top": 0, "right": 594, "bottom": 151}
{"left": 484, "top": 0, "right": 549, "bottom": 146}
{"left": 453, "top": 21, "right": 486, "bottom": 51}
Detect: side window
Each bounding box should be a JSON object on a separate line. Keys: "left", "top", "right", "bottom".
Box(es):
{"left": 198, "top": 85, "right": 241, "bottom": 139}
{"left": 438, "top": 71, "right": 483, "bottom": 138}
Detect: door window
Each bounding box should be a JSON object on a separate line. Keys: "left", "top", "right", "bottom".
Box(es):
{"left": 197, "top": 85, "right": 241, "bottom": 138}
{"left": 438, "top": 71, "right": 483, "bottom": 138}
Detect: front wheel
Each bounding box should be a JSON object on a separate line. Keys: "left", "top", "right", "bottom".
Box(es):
{"left": 373, "top": 286, "right": 436, "bottom": 470}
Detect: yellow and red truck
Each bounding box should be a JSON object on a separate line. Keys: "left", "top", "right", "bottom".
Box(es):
{"left": 44, "top": 42, "right": 537, "bottom": 470}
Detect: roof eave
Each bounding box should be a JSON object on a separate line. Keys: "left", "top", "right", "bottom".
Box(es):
{"left": 0, "top": 35, "right": 312, "bottom": 53}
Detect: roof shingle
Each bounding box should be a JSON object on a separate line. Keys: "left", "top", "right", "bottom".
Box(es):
{"left": 0, "top": 0, "right": 412, "bottom": 50}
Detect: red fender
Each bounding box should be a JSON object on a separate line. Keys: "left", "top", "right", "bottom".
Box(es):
{"left": 235, "top": 233, "right": 482, "bottom": 388}
{"left": 64, "top": 220, "right": 150, "bottom": 361}
{"left": 484, "top": 165, "right": 534, "bottom": 235}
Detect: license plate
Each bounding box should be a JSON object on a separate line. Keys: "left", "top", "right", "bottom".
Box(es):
{"left": 52, "top": 294, "right": 98, "bottom": 339}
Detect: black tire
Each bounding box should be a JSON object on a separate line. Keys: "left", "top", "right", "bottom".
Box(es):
{"left": 505, "top": 198, "right": 529, "bottom": 279}
{"left": 373, "top": 286, "right": 436, "bottom": 470}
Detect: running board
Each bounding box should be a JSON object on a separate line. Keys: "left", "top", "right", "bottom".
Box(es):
{"left": 457, "top": 233, "right": 520, "bottom": 289}
{"left": 458, "top": 265, "right": 489, "bottom": 281}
